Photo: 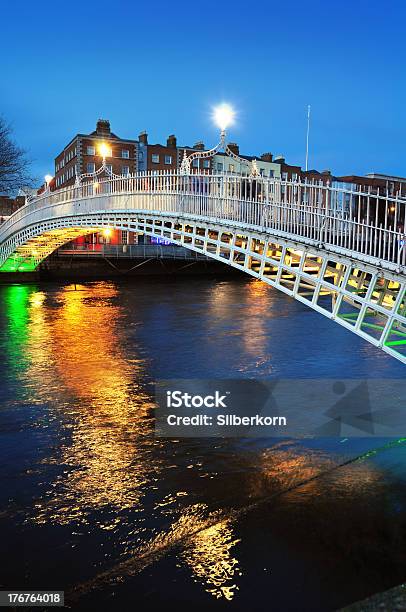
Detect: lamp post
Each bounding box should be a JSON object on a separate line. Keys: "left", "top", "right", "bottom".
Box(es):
{"left": 213, "top": 103, "right": 235, "bottom": 143}
{"left": 44, "top": 174, "right": 53, "bottom": 192}
{"left": 98, "top": 142, "right": 110, "bottom": 165}
{"left": 180, "top": 103, "right": 258, "bottom": 176}
{"left": 74, "top": 142, "right": 117, "bottom": 187}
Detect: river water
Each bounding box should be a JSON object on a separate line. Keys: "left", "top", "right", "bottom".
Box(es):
{"left": 0, "top": 278, "right": 405, "bottom": 611}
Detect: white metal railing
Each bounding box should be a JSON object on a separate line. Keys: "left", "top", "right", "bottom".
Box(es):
{"left": 1, "top": 171, "right": 406, "bottom": 269}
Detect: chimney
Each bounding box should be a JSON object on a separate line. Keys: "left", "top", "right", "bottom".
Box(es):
{"left": 96, "top": 119, "right": 111, "bottom": 136}
{"left": 139, "top": 131, "right": 148, "bottom": 145}
{"left": 261, "top": 152, "right": 273, "bottom": 162}
{"left": 167, "top": 134, "right": 177, "bottom": 148}
{"left": 228, "top": 142, "right": 239, "bottom": 155}
{"left": 321, "top": 169, "right": 332, "bottom": 175}
{"left": 193, "top": 141, "right": 205, "bottom": 151}
{"left": 274, "top": 155, "right": 285, "bottom": 164}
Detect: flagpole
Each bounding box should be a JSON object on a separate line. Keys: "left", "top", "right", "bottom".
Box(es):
{"left": 305, "top": 105, "right": 311, "bottom": 171}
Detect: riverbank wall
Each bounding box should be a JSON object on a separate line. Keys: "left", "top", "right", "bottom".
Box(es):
{"left": 0, "top": 256, "right": 244, "bottom": 283}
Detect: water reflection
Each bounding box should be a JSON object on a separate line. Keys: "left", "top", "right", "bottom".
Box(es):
{"left": 2, "top": 285, "right": 33, "bottom": 382}
{"left": 182, "top": 518, "right": 241, "bottom": 600}
{"left": 206, "top": 280, "right": 277, "bottom": 371}
{"left": 2, "top": 283, "right": 156, "bottom": 524}
{"left": 0, "top": 280, "right": 405, "bottom": 609}
{"left": 1, "top": 282, "right": 245, "bottom": 602}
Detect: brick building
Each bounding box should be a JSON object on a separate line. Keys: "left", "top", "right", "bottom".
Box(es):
{"left": 332, "top": 174, "right": 406, "bottom": 228}
{"left": 335, "top": 174, "right": 406, "bottom": 197}
{"left": 49, "top": 118, "right": 406, "bottom": 252}
{"left": 178, "top": 141, "right": 213, "bottom": 172}
{"left": 0, "top": 195, "right": 25, "bottom": 224}
{"left": 54, "top": 119, "right": 138, "bottom": 188}
{"left": 137, "top": 132, "right": 178, "bottom": 172}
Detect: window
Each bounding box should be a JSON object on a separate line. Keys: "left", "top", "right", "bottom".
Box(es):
{"left": 152, "top": 154, "right": 160, "bottom": 163}
{"left": 192, "top": 159, "right": 199, "bottom": 168}
{"left": 269, "top": 169, "right": 274, "bottom": 178}
{"left": 121, "top": 149, "right": 129, "bottom": 158}
{"left": 139, "top": 151, "right": 144, "bottom": 161}
{"left": 106, "top": 164, "right": 113, "bottom": 173}
{"left": 87, "top": 146, "right": 95, "bottom": 155}
{"left": 121, "top": 166, "right": 129, "bottom": 175}
{"left": 203, "top": 160, "right": 210, "bottom": 169}
{"left": 164, "top": 155, "right": 172, "bottom": 165}
{"left": 217, "top": 162, "right": 223, "bottom": 172}
{"left": 260, "top": 168, "right": 265, "bottom": 176}
{"left": 282, "top": 172, "right": 288, "bottom": 180}
{"left": 292, "top": 173, "right": 298, "bottom": 181}
{"left": 87, "top": 162, "right": 95, "bottom": 173}
{"left": 121, "top": 230, "right": 128, "bottom": 244}
{"left": 229, "top": 164, "right": 235, "bottom": 173}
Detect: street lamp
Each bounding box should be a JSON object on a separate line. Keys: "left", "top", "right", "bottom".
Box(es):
{"left": 44, "top": 174, "right": 53, "bottom": 186}
{"left": 98, "top": 142, "right": 110, "bottom": 162}
{"left": 181, "top": 103, "right": 238, "bottom": 173}
{"left": 212, "top": 103, "right": 235, "bottom": 134}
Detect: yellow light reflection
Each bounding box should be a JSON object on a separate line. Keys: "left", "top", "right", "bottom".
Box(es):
{"left": 23, "top": 282, "right": 157, "bottom": 525}
{"left": 182, "top": 519, "right": 241, "bottom": 600}
{"left": 207, "top": 280, "right": 275, "bottom": 368}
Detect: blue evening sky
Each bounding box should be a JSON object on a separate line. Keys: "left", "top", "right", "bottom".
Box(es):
{"left": 1, "top": 0, "right": 405, "bottom": 182}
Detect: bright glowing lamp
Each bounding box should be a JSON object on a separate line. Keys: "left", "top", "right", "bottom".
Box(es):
{"left": 99, "top": 143, "right": 110, "bottom": 158}
{"left": 44, "top": 174, "right": 53, "bottom": 185}
{"left": 103, "top": 228, "right": 112, "bottom": 238}
{"left": 213, "top": 104, "right": 235, "bottom": 131}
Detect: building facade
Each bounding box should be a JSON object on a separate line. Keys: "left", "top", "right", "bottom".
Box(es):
{"left": 137, "top": 132, "right": 178, "bottom": 172}
{"left": 212, "top": 147, "right": 281, "bottom": 178}
{"left": 0, "top": 195, "right": 24, "bottom": 223}
{"left": 177, "top": 141, "right": 213, "bottom": 172}
{"left": 332, "top": 174, "right": 406, "bottom": 229}
{"left": 48, "top": 118, "right": 406, "bottom": 251}
{"left": 54, "top": 119, "right": 138, "bottom": 188}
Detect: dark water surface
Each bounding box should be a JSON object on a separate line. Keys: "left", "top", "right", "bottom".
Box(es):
{"left": 0, "top": 278, "right": 405, "bottom": 612}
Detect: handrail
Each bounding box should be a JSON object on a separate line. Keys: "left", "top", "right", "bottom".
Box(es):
{"left": 1, "top": 171, "right": 405, "bottom": 269}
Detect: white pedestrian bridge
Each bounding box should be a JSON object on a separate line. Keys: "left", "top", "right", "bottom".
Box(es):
{"left": 1, "top": 170, "right": 405, "bottom": 363}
